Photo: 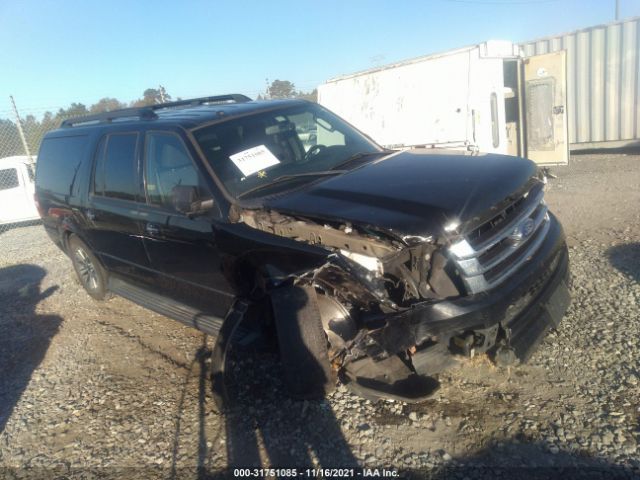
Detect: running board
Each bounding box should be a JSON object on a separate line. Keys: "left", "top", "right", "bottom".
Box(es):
{"left": 108, "top": 277, "right": 225, "bottom": 337}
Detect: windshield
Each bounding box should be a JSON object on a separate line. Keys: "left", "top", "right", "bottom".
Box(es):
{"left": 192, "top": 103, "right": 382, "bottom": 198}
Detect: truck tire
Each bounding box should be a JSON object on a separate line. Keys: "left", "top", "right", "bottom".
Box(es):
{"left": 68, "top": 235, "right": 109, "bottom": 301}
{"left": 271, "top": 285, "right": 336, "bottom": 399}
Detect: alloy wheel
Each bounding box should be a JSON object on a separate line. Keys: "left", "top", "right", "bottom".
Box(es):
{"left": 74, "top": 248, "right": 99, "bottom": 291}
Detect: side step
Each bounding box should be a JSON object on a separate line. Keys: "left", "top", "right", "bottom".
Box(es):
{"left": 108, "top": 277, "right": 225, "bottom": 337}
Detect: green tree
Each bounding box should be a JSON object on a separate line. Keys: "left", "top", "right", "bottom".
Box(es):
{"left": 22, "top": 114, "right": 44, "bottom": 153}
{"left": 268, "top": 80, "right": 296, "bottom": 99}
{"left": 296, "top": 88, "right": 317, "bottom": 103}
{"left": 265, "top": 80, "right": 317, "bottom": 102}
{"left": 56, "top": 102, "right": 89, "bottom": 118}
{"left": 41, "top": 111, "right": 60, "bottom": 133}
{"left": 132, "top": 87, "right": 172, "bottom": 106}
{"left": 0, "top": 114, "right": 59, "bottom": 158}
{"left": 90, "top": 97, "right": 126, "bottom": 113}
{"left": 0, "top": 119, "right": 24, "bottom": 157}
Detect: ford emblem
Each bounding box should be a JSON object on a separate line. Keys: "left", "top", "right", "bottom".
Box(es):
{"left": 509, "top": 218, "right": 535, "bottom": 244}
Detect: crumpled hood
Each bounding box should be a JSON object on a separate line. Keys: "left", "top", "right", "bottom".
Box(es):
{"left": 263, "top": 149, "right": 539, "bottom": 238}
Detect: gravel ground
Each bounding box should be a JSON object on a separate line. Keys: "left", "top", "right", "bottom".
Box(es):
{"left": 0, "top": 153, "right": 639, "bottom": 479}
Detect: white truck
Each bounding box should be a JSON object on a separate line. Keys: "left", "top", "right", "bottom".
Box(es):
{"left": 0, "top": 155, "right": 39, "bottom": 227}
{"left": 319, "top": 40, "right": 568, "bottom": 165}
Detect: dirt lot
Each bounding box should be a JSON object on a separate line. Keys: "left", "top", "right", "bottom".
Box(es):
{"left": 0, "top": 153, "right": 639, "bottom": 478}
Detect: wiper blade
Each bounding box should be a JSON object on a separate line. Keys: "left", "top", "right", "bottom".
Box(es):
{"left": 237, "top": 170, "right": 346, "bottom": 199}
{"left": 330, "top": 151, "right": 387, "bottom": 170}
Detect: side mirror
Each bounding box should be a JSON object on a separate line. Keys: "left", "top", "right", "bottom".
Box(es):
{"left": 171, "top": 185, "right": 214, "bottom": 218}
{"left": 187, "top": 198, "right": 214, "bottom": 218}
{"left": 171, "top": 185, "right": 198, "bottom": 213}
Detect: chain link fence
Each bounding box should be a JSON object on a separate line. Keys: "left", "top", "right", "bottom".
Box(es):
{"left": 0, "top": 101, "right": 70, "bottom": 235}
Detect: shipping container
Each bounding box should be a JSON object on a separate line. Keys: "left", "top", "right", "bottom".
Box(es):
{"left": 319, "top": 41, "right": 570, "bottom": 165}
{"left": 520, "top": 17, "right": 640, "bottom": 150}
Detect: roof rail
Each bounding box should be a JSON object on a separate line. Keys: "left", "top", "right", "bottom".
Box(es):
{"left": 151, "top": 94, "right": 252, "bottom": 110}
{"left": 61, "top": 93, "right": 252, "bottom": 128}
{"left": 60, "top": 107, "right": 157, "bottom": 128}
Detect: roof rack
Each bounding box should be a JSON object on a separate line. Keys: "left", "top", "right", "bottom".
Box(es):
{"left": 152, "top": 94, "right": 252, "bottom": 110}
{"left": 60, "top": 93, "right": 252, "bottom": 128}
{"left": 60, "top": 107, "right": 157, "bottom": 127}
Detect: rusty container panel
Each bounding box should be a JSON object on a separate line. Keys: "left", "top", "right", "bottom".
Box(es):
{"left": 520, "top": 17, "right": 640, "bottom": 150}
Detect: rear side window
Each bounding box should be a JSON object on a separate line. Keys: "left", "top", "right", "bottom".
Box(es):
{"left": 94, "top": 133, "right": 139, "bottom": 201}
{"left": 0, "top": 168, "right": 19, "bottom": 191}
{"left": 36, "top": 135, "right": 88, "bottom": 194}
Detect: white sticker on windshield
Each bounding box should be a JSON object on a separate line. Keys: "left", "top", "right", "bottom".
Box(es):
{"left": 229, "top": 145, "right": 280, "bottom": 177}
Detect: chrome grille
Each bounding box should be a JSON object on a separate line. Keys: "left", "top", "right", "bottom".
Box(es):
{"left": 449, "top": 183, "right": 550, "bottom": 294}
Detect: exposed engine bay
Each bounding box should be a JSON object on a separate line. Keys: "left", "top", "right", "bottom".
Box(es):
{"left": 231, "top": 202, "right": 570, "bottom": 403}
{"left": 236, "top": 207, "right": 496, "bottom": 401}
{"left": 238, "top": 207, "right": 462, "bottom": 308}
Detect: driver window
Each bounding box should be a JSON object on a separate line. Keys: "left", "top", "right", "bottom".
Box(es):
{"left": 144, "top": 132, "right": 210, "bottom": 210}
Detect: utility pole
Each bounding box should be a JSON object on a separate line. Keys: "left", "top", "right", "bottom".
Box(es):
{"left": 9, "top": 95, "right": 33, "bottom": 162}
{"left": 615, "top": 0, "right": 620, "bottom": 21}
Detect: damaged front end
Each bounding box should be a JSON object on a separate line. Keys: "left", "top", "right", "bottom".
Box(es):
{"left": 235, "top": 188, "right": 571, "bottom": 402}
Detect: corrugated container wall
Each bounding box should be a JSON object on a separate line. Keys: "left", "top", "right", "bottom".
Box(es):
{"left": 520, "top": 17, "right": 640, "bottom": 150}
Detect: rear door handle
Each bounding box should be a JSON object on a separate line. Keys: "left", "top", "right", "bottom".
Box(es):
{"left": 145, "top": 223, "right": 161, "bottom": 237}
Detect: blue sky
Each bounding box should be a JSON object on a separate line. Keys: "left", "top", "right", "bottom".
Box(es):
{"left": 1, "top": 0, "right": 638, "bottom": 112}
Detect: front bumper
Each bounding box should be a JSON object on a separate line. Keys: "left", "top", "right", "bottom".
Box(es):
{"left": 344, "top": 214, "right": 571, "bottom": 400}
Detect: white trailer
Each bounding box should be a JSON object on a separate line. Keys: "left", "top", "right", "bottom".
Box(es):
{"left": 319, "top": 40, "right": 569, "bottom": 165}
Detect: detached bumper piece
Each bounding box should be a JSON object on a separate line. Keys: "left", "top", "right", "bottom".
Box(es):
{"left": 342, "top": 355, "right": 441, "bottom": 403}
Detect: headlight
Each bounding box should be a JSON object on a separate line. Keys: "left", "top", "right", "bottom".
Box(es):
{"left": 339, "top": 250, "right": 384, "bottom": 276}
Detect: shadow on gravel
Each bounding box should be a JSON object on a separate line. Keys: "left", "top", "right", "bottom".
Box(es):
{"left": 218, "top": 288, "right": 357, "bottom": 472}
{"left": 606, "top": 243, "right": 640, "bottom": 283}
{"left": 168, "top": 341, "right": 358, "bottom": 479}
{"left": 168, "top": 287, "right": 358, "bottom": 478}
{"left": 220, "top": 352, "right": 358, "bottom": 471}
{"left": 0, "top": 264, "right": 61, "bottom": 434}
{"left": 169, "top": 334, "right": 211, "bottom": 480}
{"left": 0, "top": 220, "right": 42, "bottom": 237}
{"left": 404, "top": 440, "right": 639, "bottom": 479}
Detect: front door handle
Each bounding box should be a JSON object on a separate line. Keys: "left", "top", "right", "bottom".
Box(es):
{"left": 145, "top": 223, "right": 160, "bottom": 237}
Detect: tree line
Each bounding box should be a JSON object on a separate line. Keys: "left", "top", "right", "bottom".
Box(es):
{"left": 0, "top": 88, "right": 175, "bottom": 157}
{"left": 1, "top": 82, "right": 317, "bottom": 158}
{"left": 260, "top": 79, "right": 317, "bottom": 102}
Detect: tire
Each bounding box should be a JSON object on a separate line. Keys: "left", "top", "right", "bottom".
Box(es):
{"left": 271, "top": 285, "right": 336, "bottom": 399}
{"left": 68, "top": 235, "right": 109, "bottom": 301}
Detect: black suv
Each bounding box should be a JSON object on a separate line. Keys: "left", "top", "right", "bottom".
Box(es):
{"left": 35, "top": 94, "right": 570, "bottom": 402}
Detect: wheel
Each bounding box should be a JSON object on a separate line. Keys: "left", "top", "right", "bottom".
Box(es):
{"left": 68, "top": 235, "right": 109, "bottom": 300}
{"left": 271, "top": 285, "right": 336, "bottom": 399}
